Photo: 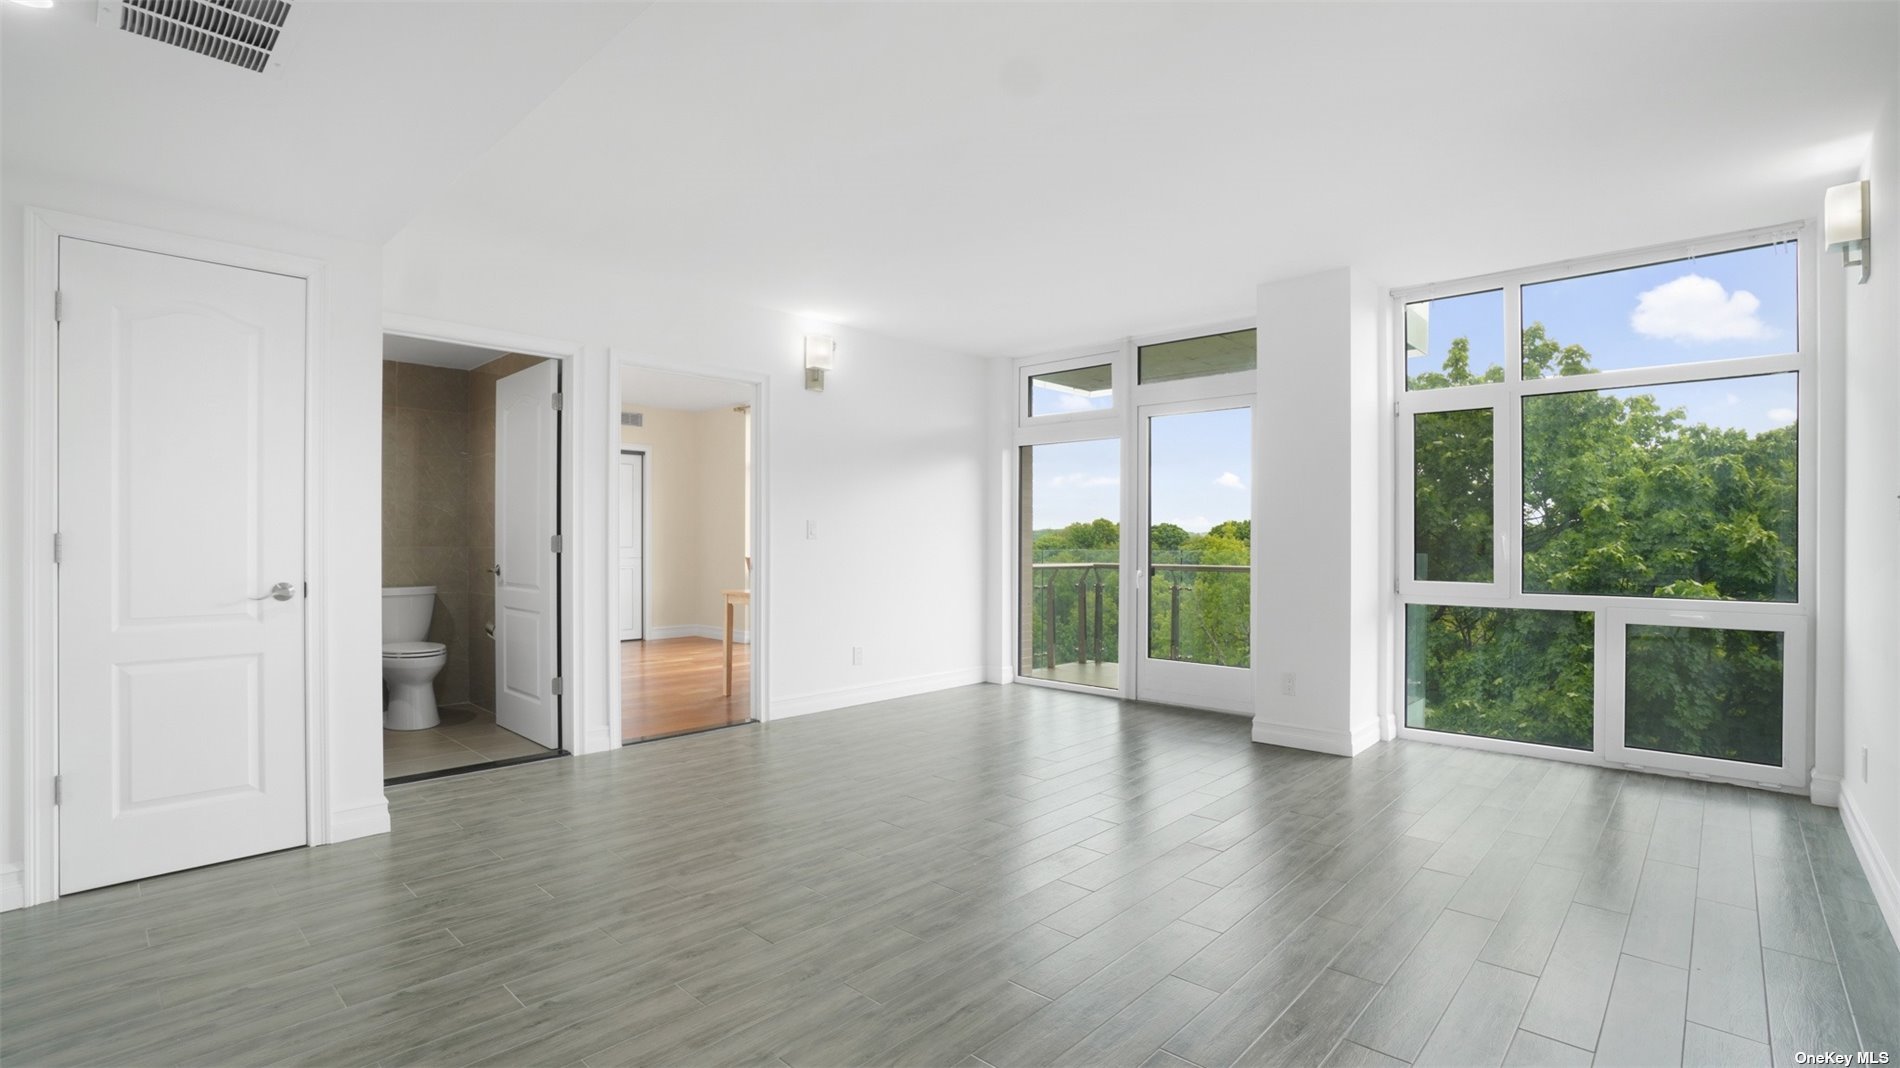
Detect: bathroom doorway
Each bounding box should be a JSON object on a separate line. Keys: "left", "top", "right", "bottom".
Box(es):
{"left": 612, "top": 363, "right": 765, "bottom": 743}
{"left": 380, "top": 333, "right": 568, "bottom": 782}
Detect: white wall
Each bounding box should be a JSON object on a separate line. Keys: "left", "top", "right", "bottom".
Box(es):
{"left": 1251, "top": 268, "right": 1386, "bottom": 756}
{"left": 1839, "top": 82, "right": 1900, "bottom": 935}
{"left": 385, "top": 227, "right": 991, "bottom": 738}
{"left": 1, "top": 167, "right": 390, "bottom": 909}
{"left": 620, "top": 404, "right": 748, "bottom": 635}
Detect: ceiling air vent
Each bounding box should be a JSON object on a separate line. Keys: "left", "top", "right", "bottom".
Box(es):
{"left": 99, "top": 0, "right": 293, "bottom": 74}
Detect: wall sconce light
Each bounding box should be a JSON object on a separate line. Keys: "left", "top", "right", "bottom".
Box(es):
{"left": 1824, "top": 180, "right": 1870, "bottom": 285}
{"left": 804, "top": 334, "right": 836, "bottom": 392}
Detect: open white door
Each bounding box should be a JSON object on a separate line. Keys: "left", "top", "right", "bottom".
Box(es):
{"left": 494, "top": 360, "right": 561, "bottom": 748}
{"left": 618, "top": 452, "right": 645, "bottom": 640}
{"left": 57, "top": 238, "right": 308, "bottom": 894}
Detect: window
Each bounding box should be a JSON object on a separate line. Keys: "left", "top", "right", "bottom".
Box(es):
{"left": 1624, "top": 624, "right": 1784, "bottom": 767}
{"left": 1396, "top": 229, "right": 1808, "bottom": 786}
{"left": 1522, "top": 244, "right": 1797, "bottom": 377}
{"left": 1029, "top": 363, "right": 1113, "bottom": 418}
{"left": 1019, "top": 438, "right": 1120, "bottom": 688}
{"left": 1412, "top": 408, "right": 1494, "bottom": 584}
{"left": 1138, "top": 329, "right": 1256, "bottom": 384}
{"left": 1406, "top": 605, "right": 1594, "bottom": 750}
{"left": 1406, "top": 290, "right": 1503, "bottom": 390}
{"left": 1522, "top": 373, "right": 1797, "bottom": 602}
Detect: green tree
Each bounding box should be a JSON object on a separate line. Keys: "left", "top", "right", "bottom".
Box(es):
{"left": 1411, "top": 323, "right": 1796, "bottom": 756}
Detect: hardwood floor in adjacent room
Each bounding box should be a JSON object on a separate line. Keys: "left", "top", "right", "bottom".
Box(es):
{"left": 4, "top": 684, "right": 1894, "bottom": 1067}
{"left": 621, "top": 636, "right": 750, "bottom": 743}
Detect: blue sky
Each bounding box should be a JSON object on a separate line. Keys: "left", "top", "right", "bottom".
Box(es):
{"left": 1409, "top": 243, "right": 1799, "bottom": 434}
{"left": 1034, "top": 245, "right": 1797, "bottom": 531}
{"left": 1031, "top": 407, "right": 1249, "bottom": 531}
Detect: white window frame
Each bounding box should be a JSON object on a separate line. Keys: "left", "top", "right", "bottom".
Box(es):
{"left": 1018, "top": 350, "right": 1122, "bottom": 431}
{"left": 1392, "top": 223, "right": 1816, "bottom": 791}
{"left": 1012, "top": 319, "right": 1258, "bottom": 709}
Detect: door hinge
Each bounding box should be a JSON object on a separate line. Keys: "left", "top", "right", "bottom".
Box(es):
{"left": 1392, "top": 401, "right": 1400, "bottom": 417}
{"left": 550, "top": 676, "right": 565, "bottom": 695}
{"left": 551, "top": 392, "right": 564, "bottom": 411}
{"left": 53, "top": 290, "right": 65, "bottom": 323}
{"left": 52, "top": 532, "right": 62, "bottom": 565}
{"left": 550, "top": 534, "right": 563, "bottom": 554}
{"left": 52, "top": 775, "right": 61, "bottom": 806}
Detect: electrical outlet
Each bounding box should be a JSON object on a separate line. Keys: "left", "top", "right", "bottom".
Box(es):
{"left": 806, "top": 520, "right": 817, "bottom": 540}
{"left": 1864, "top": 746, "right": 1871, "bottom": 783}
{"left": 851, "top": 646, "right": 863, "bottom": 666}
{"left": 1280, "top": 672, "right": 1295, "bottom": 696}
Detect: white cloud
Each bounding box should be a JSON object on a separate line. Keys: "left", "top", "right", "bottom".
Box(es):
{"left": 1766, "top": 407, "right": 1796, "bottom": 425}
{"left": 1725, "top": 392, "right": 1741, "bottom": 405}
{"left": 1214, "top": 471, "right": 1246, "bottom": 490}
{"left": 1048, "top": 472, "right": 1117, "bottom": 489}
{"left": 1049, "top": 391, "right": 1104, "bottom": 413}
{"left": 1630, "top": 274, "right": 1772, "bottom": 343}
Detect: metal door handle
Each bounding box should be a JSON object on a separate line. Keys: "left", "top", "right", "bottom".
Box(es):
{"left": 489, "top": 564, "right": 502, "bottom": 579}
{"left": 250, "top": 582, "right": 295, "bottom": 602}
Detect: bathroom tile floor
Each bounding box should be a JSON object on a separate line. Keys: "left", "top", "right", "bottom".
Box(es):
{"left": 384, "top": 704, "right": 554, "bottom": 780}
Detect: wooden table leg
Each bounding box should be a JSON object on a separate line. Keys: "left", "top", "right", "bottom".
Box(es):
{"left": 723, "top": 598, "right": 734, "bottom": 697}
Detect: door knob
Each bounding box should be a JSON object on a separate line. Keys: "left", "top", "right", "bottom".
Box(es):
{"left": 490, "top": 564, "right": 502, "bottom": 579}
{"left": 249, "top": 582, "right": 296, "bottom": 602}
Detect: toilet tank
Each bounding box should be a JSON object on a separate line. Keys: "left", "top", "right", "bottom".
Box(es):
{"left": 381, "top": 586, "right": 438, "bottom": 642}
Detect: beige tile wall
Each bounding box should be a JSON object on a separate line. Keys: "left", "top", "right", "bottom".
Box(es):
{"left": 383, "top": 360, "right": 476, "bottom": 707}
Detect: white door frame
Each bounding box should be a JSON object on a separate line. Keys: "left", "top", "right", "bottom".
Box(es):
{"left": 382, "top": 313, "right": 587, "bottom": 758}
{"left": 616, "top": 446, "right": 653, "bottom": 641}
{"left": 19, "top": 207, "right": 330, "bottom": 909}
{"left": 607, "top": 355, "right": 769, "bottom": 742}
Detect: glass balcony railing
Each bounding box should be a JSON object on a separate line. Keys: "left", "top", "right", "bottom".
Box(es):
{"left": 1026, "top": 561, "right": 1251, "bottom": 686}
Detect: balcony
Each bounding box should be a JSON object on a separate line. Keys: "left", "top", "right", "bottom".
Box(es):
{"left": 1024, "top": 561, "right": 1250, "bottom": 687}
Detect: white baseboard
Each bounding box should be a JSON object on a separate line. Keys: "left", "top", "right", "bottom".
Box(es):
{"left": 1251, "top": 717, "right": 1379, "bottom": 757}
{"left": 584, "top": 725, "right": 616, "bottom": 754}
{"left": 770, "top": 667, "right": 987, "bottom": 721}
{"left": 1810, "top": 771, "right": 1843, "bottom": 807}
{"left": 0, "top": 865, "right": 23, "bottom": 913}
{"left": 1839, "top": 786, "right": 1900, "bottom": 951}
{"left": 646, "top": 624, "right": 748, "bottom": 643}
{"left": 327, "top": 799, "right": 391, "bottom": 843}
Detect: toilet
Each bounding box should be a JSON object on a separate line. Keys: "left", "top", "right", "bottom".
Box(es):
{"left": 382, "top": 586, "right": 448, "bottom": 730}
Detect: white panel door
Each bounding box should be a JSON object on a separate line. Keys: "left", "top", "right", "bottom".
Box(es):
{"left": 618, "top": 452, "right": 645, "bottom": 641}
{"left": 494, "top": 361, "right": 560, "bottom": 748}
{"left": 57, "top": 238, "right": 308, "bottom": 894}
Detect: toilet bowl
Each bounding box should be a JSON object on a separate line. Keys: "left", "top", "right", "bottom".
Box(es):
{"left": 382, "top": 586, "right": 446, "bottom": 730}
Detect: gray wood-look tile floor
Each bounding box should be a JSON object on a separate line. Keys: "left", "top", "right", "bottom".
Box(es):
{"left": 3, "top": 684, "right": 1895, "bottom": 1067}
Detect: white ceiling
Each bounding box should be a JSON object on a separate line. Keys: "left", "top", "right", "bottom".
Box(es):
{"left": 382, "top": 334, "right": 510, "bottom": 371}
{"left": 394, "top": 2, "right": 1898, "bottom": 356}
{"left": 621, "top": 366, "right": 754, "bottom": 413}
{"left": 7, "top": 2, "right": 1894, "bottom": 358}
{"left": 0, "top": 0, "right": 644, "bottom": 241}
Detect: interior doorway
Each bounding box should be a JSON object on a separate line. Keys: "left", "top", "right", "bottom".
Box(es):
{"left": 613, "top": 364, "right": 762, "bottom": 743}
{"left": 379, "top": 333, "right": 568, "bottom": 781}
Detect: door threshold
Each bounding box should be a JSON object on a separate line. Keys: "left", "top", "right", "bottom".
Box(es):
{"left": 622, "top": 719, "right": 757, "bottom": 747}
{"left": 384, "top": 749, "right": 569, "bottom": 786}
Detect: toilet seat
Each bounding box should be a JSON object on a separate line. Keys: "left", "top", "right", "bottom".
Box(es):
{"left": 383, "top": 641, "right": 446, "bottom": 659}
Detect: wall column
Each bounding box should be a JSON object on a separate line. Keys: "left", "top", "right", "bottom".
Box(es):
{"left": 1251, "top": 268, "right": 1387, "bottom": 756}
